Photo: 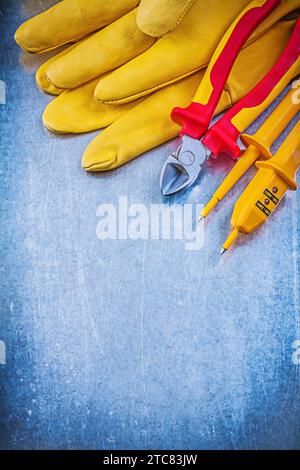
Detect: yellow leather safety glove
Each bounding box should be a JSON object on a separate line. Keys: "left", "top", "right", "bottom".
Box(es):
{"left": 14, "top": 0, "right": 195, "bottom": 52}
{"left": 14, "top": 0, "right": 208, "bottom": 95}
{"left": 14, "top": 1, "right": 300, "bottom": 171}
{"left": 42, "top": 16, "right": 296, "bottom": 134}
{"left": 15, "top": 0, "right": 299, "bottom": 103}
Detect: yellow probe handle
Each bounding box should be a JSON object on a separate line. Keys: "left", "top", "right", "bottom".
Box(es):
{"left": 200, "top": 146, "right": 261, "bottom": 219}
{"left": 256, "top": 119, "right": 300, "bottom": 190}
{"left": 241, "top": 87, "right": 300, "bottom": 158}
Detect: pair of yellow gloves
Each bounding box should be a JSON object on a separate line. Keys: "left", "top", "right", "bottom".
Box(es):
{"left": 15, "top": 0, "right": 300, "bottom": 172}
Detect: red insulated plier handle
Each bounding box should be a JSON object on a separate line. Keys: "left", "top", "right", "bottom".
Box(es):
{"left": 171, "top": 0, "right": 281, "bottom": 139}
{"left": 202, "top": 17, "right": 300, "bottom": 159}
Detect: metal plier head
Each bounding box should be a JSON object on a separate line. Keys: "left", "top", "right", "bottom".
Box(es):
{"left": 160, "top": 136, "right": 210, "bottom": 196}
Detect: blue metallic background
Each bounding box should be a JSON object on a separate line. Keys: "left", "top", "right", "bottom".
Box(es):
{"left": 0, "top": 0, "right": 300, "bottom": 450}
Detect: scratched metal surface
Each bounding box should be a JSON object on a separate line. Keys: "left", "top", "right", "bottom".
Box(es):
{"left": 0, "top": 0, "right": 300, "bottom": 450}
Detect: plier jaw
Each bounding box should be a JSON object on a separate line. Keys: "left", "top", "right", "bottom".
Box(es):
{"left": 160, "top": 136, "right": 210, "bottom": 195}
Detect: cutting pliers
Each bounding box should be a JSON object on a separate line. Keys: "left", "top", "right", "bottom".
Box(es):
{"left": 160, "top": 0, "right": 300, "bottom": 196}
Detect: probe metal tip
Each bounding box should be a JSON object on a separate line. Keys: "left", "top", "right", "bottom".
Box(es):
{"left": 197, "top": 215, "right": 204, "bottom": 223}
{"left": 220, "top": 248, "right": 227, "bottom": 256}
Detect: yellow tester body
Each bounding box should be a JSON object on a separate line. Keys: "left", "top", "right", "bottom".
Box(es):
{"left": 223, "top": 119, "right": 300, "bottom": 252}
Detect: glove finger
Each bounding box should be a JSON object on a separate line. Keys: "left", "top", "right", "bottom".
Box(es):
{"left": 36, "top": 42, "right": 81, "bottom": 95}
{"left": 82, "top": 73, "right": 210, "bottom": 171}
{"left": 82, "top": 17, "right": 298, "bottom": 172}
{"left": 94, "top": 0, "right": 250, "bottom": 104}
{"left": 37, "top": 10, "right": 155, "bottom": 94}
{"left": 43, "top": 78, "right": 144, "bottom": 134}
{"left": 15, "top": 0, "right": 140, "bottom": 54}
{"left": 137, "top": 0, "right": 195, "bottom": 37}
{"left": 94, "top": 0, "right": 300, "bottom": 105}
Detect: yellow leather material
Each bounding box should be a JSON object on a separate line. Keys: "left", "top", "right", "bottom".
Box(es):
{"left": 224, "top": 19, "right": 296, "bottom": 103}
{"left": 36, "top": 43, "right": 80, "bottom": 95}
{"left": 43, "top": 78, "right": 144, "bottom": 133}
{"left": 14, "top": 0, "right": 300, "bottom": 173}
{"left": 37, "top": 10, "right": 155, "bottom": 94}
{"left": 19, "top": 0, "right": 300, "bottom": 103}
{"left": 137, "top": 0, "right": 196, "bottom": 37}
{"left": 14, "top": 0, "right": 140, "bottom": 53}
{"left": 94, "top": 0, "right": 300, "bottom": 105}
{"left": 42, "top": 0, "right": 249, "bottom": 98}
{"left": 81, "top": 19, "right": 297, "bottom": 171}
